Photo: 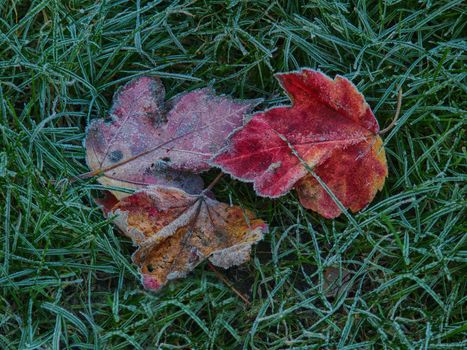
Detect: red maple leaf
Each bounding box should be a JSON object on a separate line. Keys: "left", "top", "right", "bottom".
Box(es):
{"left": 85, "top": 76, "right": 259, "bottom": 198}
{"left": 213, "top": 69, "right": 388, "bottom": 218}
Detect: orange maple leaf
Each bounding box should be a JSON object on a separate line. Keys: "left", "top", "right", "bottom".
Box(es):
{"left": 105, "top": 186, "right": 267, "bottom": 290}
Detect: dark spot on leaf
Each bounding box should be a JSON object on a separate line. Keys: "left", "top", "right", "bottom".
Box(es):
{"left": 109, "top": 150, "right": 123, "bottom": 163}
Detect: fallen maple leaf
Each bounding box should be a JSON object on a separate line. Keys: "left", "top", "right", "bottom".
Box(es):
{"left": 213, "top": 69, "right": 388, "bottom": 218}
{"left": 85, "top": 76, "right": 259, "bottom": 198}
{"left": 107, "top": 186, "right": 267, "bottom": 291}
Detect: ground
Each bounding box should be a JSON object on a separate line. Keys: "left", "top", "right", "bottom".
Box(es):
{"left": 0, "top": 1, "right": 466, "bottom": 349}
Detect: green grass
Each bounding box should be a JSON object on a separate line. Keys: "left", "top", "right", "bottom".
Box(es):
{"left": 1, "top": 0, "right": 466, "bottom": 349}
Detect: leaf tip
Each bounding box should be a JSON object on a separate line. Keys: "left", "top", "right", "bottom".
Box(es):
{"left": 142, "top": 274, "right": 162, "bottom": 291}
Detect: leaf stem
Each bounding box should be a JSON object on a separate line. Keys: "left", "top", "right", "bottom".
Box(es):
{"left": 203, "top": 173, "right": 223, "bottom": 193}
{"left": 207, "top": 262, "right": 251, "bottom": 305}
{"left": 379, "top": 87, "right": 402, "bottom": 135}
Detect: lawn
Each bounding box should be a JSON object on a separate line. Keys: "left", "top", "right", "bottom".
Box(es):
{"left": 0, "top": 0, "right": 466, "bottom": 349}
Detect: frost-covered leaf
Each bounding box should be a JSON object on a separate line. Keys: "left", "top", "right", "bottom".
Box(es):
{"left": 85, "top": 76, "right": 259, "bottom": 198}
{"left": 213, "top": 69, "right": 388, "bottom": 218}
{"left": 108, "top": 186, "right": 267, "bottom": 291}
